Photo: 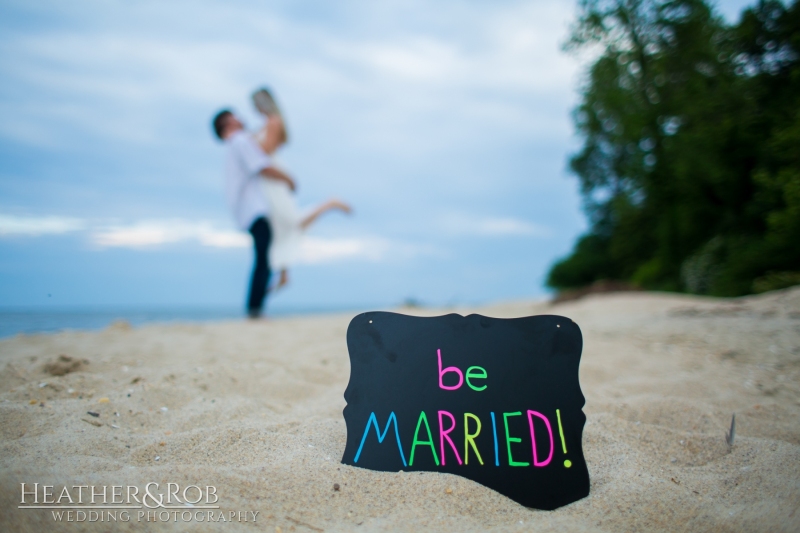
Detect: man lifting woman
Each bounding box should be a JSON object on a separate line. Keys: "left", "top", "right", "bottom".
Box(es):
{"left": 213, "top": 88, "right": 351, "bottom": 318}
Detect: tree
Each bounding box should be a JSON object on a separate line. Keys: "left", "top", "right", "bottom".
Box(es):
{"left": 548, "top": 0, "right": 800, "bottom": 295}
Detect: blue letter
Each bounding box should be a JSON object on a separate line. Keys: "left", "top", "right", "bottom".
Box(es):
{"left": 491, "top": 412, "right": 500, "bottom": 466}
{"left": 353, "top": 412, "right": 407, "bottom": 467}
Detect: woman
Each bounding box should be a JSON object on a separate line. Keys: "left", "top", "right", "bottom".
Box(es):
{"left": 251, "top": 88, "right": 351, "bottom": 290}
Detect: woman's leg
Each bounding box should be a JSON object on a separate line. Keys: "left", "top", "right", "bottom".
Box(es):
{"left": 267, "top": 269, "right": 289, "bottom": 292}
{"left": 300, "top": 200, "right": 352, "bottom": 230}
{"left": 278, "top": 269, "right": 289, "bottom": 288}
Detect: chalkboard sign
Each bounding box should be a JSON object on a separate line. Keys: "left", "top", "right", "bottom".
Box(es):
{"left": 341, "top": 312, "right": 589, "bottom": 510}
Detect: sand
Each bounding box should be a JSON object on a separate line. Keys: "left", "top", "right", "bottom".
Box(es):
{"left": 1, "top": 289, "right": 799, "bottom": 532}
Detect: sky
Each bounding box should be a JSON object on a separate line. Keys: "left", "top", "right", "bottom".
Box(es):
{"left": 0, "top": 0, "right": 757, "bottom": 312}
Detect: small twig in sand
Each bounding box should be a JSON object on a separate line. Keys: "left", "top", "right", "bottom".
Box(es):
{"left": 285, "top": 516, "right": 323, "bottom": 532}
{"left": 81, "top": 417, "right": 102, "bottom": 427}
{"left": 725, "top": 414, "right": 736, "bottom": 446}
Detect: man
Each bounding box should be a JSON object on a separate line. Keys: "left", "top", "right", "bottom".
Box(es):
{"left": 212, "top": 110, "right": 296, "bottom": 318}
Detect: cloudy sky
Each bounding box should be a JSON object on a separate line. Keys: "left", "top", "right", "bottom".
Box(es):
{"left": 0, "top": 0, "right": 754, "bottom": 312}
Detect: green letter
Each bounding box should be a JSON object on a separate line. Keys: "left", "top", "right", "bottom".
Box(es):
{"left": 464, "top": 413, "right": 484, "bottom": 465}
{"left": 465, "top": 366, "right": 487, "bottom": 391}
{"left": 503, "top": 412, "right": 530, "bottom": 467}
{"left": 409, "top": 411, "right": 440, "bottom": 466}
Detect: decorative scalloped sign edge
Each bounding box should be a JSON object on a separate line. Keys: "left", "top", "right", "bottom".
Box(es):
{"left": 341, "top": 312, "right": 589, "bottom": 510}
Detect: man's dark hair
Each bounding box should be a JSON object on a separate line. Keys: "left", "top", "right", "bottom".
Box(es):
{"left": 212, "top": 109, "right": 233, "bottom": 140}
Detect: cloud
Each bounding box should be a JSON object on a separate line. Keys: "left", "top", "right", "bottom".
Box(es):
{"left": 0, "top": 0, "right": 580, "bottom": 152}
{"left": 91, "top": 219, "right": 431, "bottom": 265}
{"left": 298, "top": 236, "right": 389, "bottom": 264}
{"left": 86, "top": 215, "right": 551, "bottom": 253}
{"left": 297, "top": 235, "right": 438, "bottom": 265}
{"left": 0, "top": 214, "right": 86, "bottom": 235}
{"left": 438, "top": 213, "right": 552, "bottom": 237}
{"left": 332, "top": 3, "right": 575, "bottom": 95}
{"left": 197, "top": 229, "right": 250, "bottom": 249}
{"left": 0, "top": 213, "right": 428, "bottom": 265}
{"left": 91, "top": 220, "right": 247, "bottom": 248}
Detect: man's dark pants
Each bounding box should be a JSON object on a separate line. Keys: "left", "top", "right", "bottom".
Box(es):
{"left": 247, "top": 216, "right": 272, "bottom": 317}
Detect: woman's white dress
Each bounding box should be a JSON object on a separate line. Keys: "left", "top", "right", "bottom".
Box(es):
{"left": 261, "top": 161, "right": 304, "bottom": 271}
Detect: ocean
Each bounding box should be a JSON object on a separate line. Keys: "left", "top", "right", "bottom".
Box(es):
{"left": 0, "top": 305, "right": 354, "bottom": 338}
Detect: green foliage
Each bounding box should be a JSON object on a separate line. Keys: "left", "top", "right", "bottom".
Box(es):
{"left": 547, "top": 233, "right": 617, "bottom": 288}
{"left": 548, "top": 0, "right": 800, "bottom": 295}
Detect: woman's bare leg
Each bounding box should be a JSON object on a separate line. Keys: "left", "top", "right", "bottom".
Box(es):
{"left": 300, "top": 200, "right": 352, "bottom": 230}
{"left": 277, "top": 269, "right": 289, "bottom": 288}
{"left": 268, "top": 269, "right": 289, "bottom": 292}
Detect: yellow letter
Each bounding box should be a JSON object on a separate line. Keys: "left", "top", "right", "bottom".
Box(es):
{"left": 463, "top": 413, "right": 484, "bottom": 465}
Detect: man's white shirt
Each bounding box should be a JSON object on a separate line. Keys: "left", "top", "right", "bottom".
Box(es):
{"left": 224, "top": 130, "right": 271, "bottom": 231}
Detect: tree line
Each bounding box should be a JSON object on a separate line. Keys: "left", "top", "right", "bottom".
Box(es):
{"left": 548, "top": 0, "right": 799, "bottom": 296}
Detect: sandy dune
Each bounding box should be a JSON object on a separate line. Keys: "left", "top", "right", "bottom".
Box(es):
{"left": 1, "top": 289, "right": 798, "bottom": 532}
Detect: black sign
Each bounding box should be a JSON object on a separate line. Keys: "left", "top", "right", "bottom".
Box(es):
{"left": 341, "top": 312, "right": 589, "bottom": 510}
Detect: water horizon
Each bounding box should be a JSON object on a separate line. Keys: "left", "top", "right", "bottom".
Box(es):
{"left": 0, "top": 303, "right": 368, "bottom": 339}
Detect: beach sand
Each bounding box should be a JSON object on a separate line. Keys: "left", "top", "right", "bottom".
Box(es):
{"left": 1, "top": 289, "right": 798, "bottom": 532}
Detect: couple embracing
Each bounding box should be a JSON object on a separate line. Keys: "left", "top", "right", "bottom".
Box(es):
{"left": 213, "top": 89, "right": 351, "bottom": 318}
